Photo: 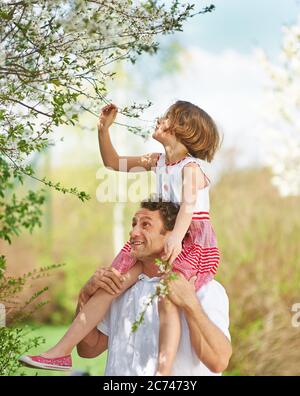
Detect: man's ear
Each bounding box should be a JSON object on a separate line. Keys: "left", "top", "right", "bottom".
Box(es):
{"left": 161, "top": 229, "right": 172, "bottom": 239}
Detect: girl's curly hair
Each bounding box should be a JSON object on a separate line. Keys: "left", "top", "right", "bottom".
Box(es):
{"left": 165, "top": 100, "right": 221, "bottom": 162}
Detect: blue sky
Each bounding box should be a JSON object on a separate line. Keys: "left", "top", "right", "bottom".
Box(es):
{"left": 170, "top": 0, "right": 299, "bottom": 58}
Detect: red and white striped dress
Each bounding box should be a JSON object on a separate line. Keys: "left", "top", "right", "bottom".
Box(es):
{"left": 112, "top": 153, "right": 220, "bottom": 291}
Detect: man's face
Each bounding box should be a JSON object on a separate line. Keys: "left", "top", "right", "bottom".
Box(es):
{"left": 129, "top": 208, "right": 168, "bottom": 260}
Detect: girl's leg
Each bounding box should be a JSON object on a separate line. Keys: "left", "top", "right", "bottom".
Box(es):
{"left": 156, "top": 297, "right": 181, "bottom": 376}
{"left": 41, "top": 262, "right": 142, "bottom": 358}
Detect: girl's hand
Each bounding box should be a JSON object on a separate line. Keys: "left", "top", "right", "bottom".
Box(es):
{"left": 97, "top": 103, "right": 118, "bottom": 131}
{"left": 162, "top": 233, "right": 183, "bottom": 265}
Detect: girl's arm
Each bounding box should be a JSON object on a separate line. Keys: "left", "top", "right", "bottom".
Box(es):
{"left": 163, "top": 163, "right": 207, "bottom": 264}
{"left": 173, "top": 162, "right": 207, "bottom": 239}
{"left": 98, "top": 127, "right": 159, "bottom": 172}
{"left": 98, "top": 103, "right": 159, "bottom": 172}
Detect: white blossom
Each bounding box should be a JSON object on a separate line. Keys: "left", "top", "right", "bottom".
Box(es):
{"left": 258, "top": 15, "right": 300, "bottom": 196}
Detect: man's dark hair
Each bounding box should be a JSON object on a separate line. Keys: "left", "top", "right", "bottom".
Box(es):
{"left": 140, "top": 195, "right": 180, "bottom": 232}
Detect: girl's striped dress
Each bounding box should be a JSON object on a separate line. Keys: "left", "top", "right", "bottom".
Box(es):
{"left": 111, "top": 153, "right": 220, "bottom": 291}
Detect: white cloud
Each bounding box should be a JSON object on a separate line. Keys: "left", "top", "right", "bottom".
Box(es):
{"left": 145, "top": 47, "right": 269, "bottom": 180}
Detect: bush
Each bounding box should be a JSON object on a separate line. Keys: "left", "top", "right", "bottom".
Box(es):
{"left": 0, "top": 326, "right": 44, "bottom": 376}
{"left": 0, "top": 255, "right": 62, "bottom": 375}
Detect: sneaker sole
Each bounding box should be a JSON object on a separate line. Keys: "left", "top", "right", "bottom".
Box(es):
{"left": 19, "top": 356, "right": 71, "bottom": 371}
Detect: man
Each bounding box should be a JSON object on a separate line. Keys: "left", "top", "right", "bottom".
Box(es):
{"left": 76, "top": 199, "right": 232, "bottom": 376}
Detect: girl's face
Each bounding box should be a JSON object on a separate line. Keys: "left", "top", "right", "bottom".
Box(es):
{"left": 152, "top": 114, "right": 173, "bottom": 143}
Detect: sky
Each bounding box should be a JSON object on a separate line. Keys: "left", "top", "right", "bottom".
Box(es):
{"left": 120, "top": 0, "right": 300, "bottom": 179}
{"left": 52, "top": 0, "right": 300, "bottom": 182}
{"left": 172, "top": 0, "right": 299, "bottom": 57}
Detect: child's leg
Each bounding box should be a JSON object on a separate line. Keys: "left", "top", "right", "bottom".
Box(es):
{"left": 41, "top": 262, "right": 142, "bottom": 358}
{"left": 156, "top": 297, "right": 181, "bottom": 376}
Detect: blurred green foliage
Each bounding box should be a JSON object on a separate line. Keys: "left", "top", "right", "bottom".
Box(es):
{"left": 212, "top": 167, "right": 300, "bottom": 375}
{"left": 0, "top": 254, "right": 62, "bottom": 375}
{"left": 0, "top": 326, "right": 45, "bottom": 376}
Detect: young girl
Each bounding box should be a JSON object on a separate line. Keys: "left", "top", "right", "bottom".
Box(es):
{"left": 19, "top": 100, "right": 221, "bottom": 375}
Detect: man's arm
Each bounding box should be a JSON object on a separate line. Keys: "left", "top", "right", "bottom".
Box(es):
{"left": 167, "top": 274, "right": 232, "bottom": 373}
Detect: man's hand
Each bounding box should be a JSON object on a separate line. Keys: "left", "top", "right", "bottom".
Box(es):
{"left": 165, "top": 273, "right": 198, "bottom": 309}
{"left": 79, "top": 266, "right": 125, "bottom": 305}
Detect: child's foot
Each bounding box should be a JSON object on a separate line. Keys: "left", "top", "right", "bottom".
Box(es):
{"left": 18, "top": 354, "right": 72, "bottom": 371}
{"left": 39, "top": 348, "right": 68, "bottom": 359}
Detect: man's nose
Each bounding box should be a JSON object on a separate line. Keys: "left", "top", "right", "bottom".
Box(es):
{"left": 130, "top": 225, "right": 141, "bottom": 238}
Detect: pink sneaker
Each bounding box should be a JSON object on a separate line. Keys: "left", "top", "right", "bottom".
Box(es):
{"left": 19, "top": 354, "right": 72, "bottom": 371}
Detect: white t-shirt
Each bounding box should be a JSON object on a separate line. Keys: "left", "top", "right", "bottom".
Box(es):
{"left": 97, "top": 274, "right": 230, "bottom": 376}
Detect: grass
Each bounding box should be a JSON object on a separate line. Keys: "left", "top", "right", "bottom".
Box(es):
{"left": 16, "top": 325, "right": 107, "bottom": 376}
